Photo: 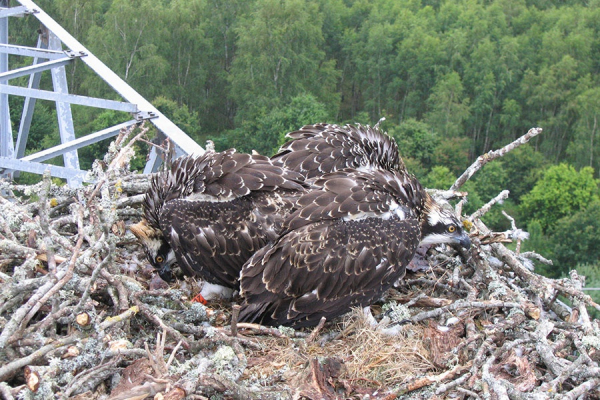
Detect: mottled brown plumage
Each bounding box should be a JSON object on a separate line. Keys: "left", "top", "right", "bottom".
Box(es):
{"left": 131, "top": 149, "right": 307, "bottom": 286}
{"left": 238, "top": 168, "right": 470, "bottom": 327}
{"left": 272, "top": 123, "right": 405, "bottom": 179}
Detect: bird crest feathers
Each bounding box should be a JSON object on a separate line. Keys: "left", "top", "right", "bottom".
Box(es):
{"left": 130, "top": 219, "right": 160, "bottom": 242}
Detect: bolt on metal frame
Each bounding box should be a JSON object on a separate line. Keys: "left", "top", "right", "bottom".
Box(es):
{"left": 0, "top": 0, "right": 204, "bottom": 186}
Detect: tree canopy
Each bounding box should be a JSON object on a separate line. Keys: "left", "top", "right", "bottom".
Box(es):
{"left": 7, "top": 0, "right": 600, "bottom": 279}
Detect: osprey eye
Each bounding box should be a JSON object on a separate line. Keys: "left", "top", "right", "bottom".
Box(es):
{"left": 448, "top": 225, "right": 456, "bottom": 233}
{"left": 156, "top": 256, "right": 164, "bottom": 263}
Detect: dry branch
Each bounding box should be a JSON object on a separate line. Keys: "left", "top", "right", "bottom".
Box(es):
{"left": 451, "top": 127, "right": 542, "bottom": 190}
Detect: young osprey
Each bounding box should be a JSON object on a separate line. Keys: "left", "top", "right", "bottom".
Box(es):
{"left": 238, "top": 168, "right": 471, "bottom": 328}
{"left": 271, "top": 123, "right": 405, "bottom": 178}
{"left": 130, "top": 149, "right": 307, "bottom": 290}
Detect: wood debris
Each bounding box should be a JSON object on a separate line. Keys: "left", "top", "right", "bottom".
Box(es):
{"left": 0, "top": 125, "right": 599, "bottom": 399}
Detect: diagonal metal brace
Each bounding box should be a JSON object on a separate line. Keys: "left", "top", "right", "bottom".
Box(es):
{"left": 0, "top": 56, "right": 73, "bottom": 81}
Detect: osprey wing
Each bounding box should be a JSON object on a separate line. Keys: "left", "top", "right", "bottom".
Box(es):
{"left": 139, "top": 149, "right": 307, "bottom": 285}
{"left": 144, "top": 149, "right": 305, "bottom": 231}
{"left": 239, "top": 169, "right": 421, "bottom": 327}
{"left": 272, "top": 123, "right": 405, "bottom": 178}
{"left": 239, "top": 216, "right": 420, "bottom": 327}
{"left": 159, "top": 195, "right": 280, "bottom": 288}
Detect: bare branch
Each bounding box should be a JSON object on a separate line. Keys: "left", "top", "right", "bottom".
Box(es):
{"left": 451, "top": 127, "right": 543, "bottom": 190}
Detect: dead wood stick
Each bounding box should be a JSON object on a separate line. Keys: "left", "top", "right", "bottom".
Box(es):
{"left": 99, "top": 306, "right": 140, "bottom": 331}
{"left": 534, "top": 320, "right": 570, "bottom": 377}
{"left": 401, "top": 293, "right": 427, "bottom": 308}
{"left": 107, "top": 380, "right": 168, "bottom": 400}
{"left": 307, "top": 317, "right": 327, "bottom": 343}
{"left": 116, "top": 193, "right": 145, "bottom": 208}
{"left": 562, "top": 378, "right": 600, "bottom": 400}
{"left": 235, "top": 323, "right": 288, "bottom": 337}
{"left": 0, "top": 335, "right": 79, "bottom": 382}
{"left": 198, "top": 374, "right": 261, "bottom": 400}
{"left": 410, "top": 300, "right": 522, "bottom": 323}
{"left": 394, "top": 295, "right": 452, "bottom": 308}
{"left": 494, "top": 242, "right": 600, "bottom": 313}
{"left": 75, "top": 248, "right": 112, "bottom": 313}
{"left": 568, "top": 270, "right": 594, "bottom": 334}
{"left": 132, "top": 293, "right": 190, "bottom": 349}
{"left": 38, "top": 173, "right": 57, "bottom": 275}
{"left": 177, "top": 325, "right": 262, "bottom": 350}
{"left": 580, "top": 368, "right": 600, "bottom": 380}
{"left": 456, "top": 387, "right": 481, "bottom": 399}
{"left": 545, "top": 352, "right": 589, "bottom": 393}
{"left": 19, "top": 227, "right": 85, "bottom": 333}
{"left": 435, "top": 370, "right": 472, "bottom": 394}
{"left": 100, "top": 269, "right": 130, "bottom": 312}
{"left": 0, "top": 214, "right": 17, "bottom": 242}
{"left": 24, "top": 305, "right": 73, "bottom": 338}
{"left": 519, "top": 251, "right": 553, "bottom": 265}
{"left": 451, "top": 127, "right": 542, "bottom": 190}
{"left": 401, "top": 277, "right": 467, "bottom": 296}
{"left": 62, "top": 358, "right": 120, "bottom": 398}
{"left": 0, "top": 240, "right": 36, "bottom": 259}
{"left": 469, "top": 190, "right": 509, "bottom": 222}
{"left": 395, "top": 361, "right": 472, "bottom": 395}
{"left": 0, "top": 232, "right": 85, "bottom": 348}
{"left": 0, "top": 382, "right": 15, "bottom": 400}
{"left": 166, "top": 340, "right": 183, "bottom": 371}
{"left": 553, "top": 281, "right": 600, "bottom": 313}
{"left": 481, "top": 338, "right": 531, "bottom": 400}
{"left": 230, "top": 305, "right": 241, "bottom": 337}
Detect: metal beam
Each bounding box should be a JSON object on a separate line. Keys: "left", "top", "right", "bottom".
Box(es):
{"left": 0, "top": 56, "right": 72, "bottom": 81}
{"left": 0, "top": 157, "right": 93, "bottom": 182}
{"left": 0, "top": 43, "right": 65, "bottom": 59}
{"left": 15, "top": 34, "right": 47, "bottom": 161}
{"left": 48, "top": 31, "right": 79, "bottom": 187}
{"left": 0, "top": 0, "right": 14, "bottom": 165}
{"left": 1, "top": 0, "right": 205, "bottom": 186}
{"left": 16, "top": 0, "right": 205, "bottom": 157}
{"left": 0, "top": 6, "right": 29, "bottom": 19}
{"left": 22, "top": 120, "right": 138, "bottom": 163}
{"left": 0, "top": 84, "right": 138, "bottom": 112}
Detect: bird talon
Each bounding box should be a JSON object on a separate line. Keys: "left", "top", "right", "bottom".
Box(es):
{"left": 191, "top": 293, "right": 208, "bottom": 305}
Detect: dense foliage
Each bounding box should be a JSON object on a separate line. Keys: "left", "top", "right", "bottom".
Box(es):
{"left": 6, "top": 0, "right": 600, "bottom": 289}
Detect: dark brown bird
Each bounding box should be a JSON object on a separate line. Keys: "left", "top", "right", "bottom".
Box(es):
{"left": 130, "top": 149, "right": 307, "bottom": 298}
{"left": 271, "top": 123, "right": 405, "bottom": 178}
{"left": 238, "top": 168, "right": 471, "bottom": 328}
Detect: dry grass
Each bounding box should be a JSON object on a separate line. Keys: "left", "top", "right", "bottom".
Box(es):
{"left": 242, "top": 308, "right": 435, "bottom": 390}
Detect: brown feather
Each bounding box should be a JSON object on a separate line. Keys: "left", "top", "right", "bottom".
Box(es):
{"left": 137, "top": 149, "right": 307, "bottom": 286}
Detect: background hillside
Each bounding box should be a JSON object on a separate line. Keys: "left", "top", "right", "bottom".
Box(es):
{"left": 7, "top": 0, "right": 600, "bottom": 288}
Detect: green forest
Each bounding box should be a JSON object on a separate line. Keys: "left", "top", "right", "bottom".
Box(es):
{"left": 6, "top": 0, "right": 600, "bottom": 290}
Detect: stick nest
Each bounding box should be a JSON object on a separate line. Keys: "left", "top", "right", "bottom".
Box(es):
{"left": 0, "top": 125, "right": 599, "bottom": 400}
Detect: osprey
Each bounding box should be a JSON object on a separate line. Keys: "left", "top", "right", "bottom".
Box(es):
{"left": 238, "top": 168, "right": 471, "bottom": 328}
{"left": 130, "top": 149, "right": 306, "bottom": 293}
{"left": 271, "top": 123, "right": 405, "bottom": 178}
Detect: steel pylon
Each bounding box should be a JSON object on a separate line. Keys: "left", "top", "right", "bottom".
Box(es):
{"left": 0, "top": 0, "right": 204, "bottom": 187}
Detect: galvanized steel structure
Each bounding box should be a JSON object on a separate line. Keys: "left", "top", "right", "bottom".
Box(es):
{"left": 0, "top": 0, "right": 204, "bottom": 186}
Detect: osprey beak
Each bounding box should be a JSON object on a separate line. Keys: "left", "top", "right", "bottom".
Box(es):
{"left": 158, "top": 264, "right": 174, "bottom": 282}
{"left": 458, "top": 232, "right": 471, "bottom": 249}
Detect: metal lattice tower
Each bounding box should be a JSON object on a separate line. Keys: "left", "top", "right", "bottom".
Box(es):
{"left": 0, "top": 0, "right": 204, "bottom": 186}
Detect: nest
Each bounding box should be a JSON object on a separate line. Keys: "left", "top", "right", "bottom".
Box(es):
{"left": 0, "top": 125, "right": 599, "bottom": 400}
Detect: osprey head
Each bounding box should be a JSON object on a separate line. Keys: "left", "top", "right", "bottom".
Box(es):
{"left": 130, "top": 220, "right": 176, "bottom": 282}
{"left": 420, "top": 200, "right": 471, "bottom": 249}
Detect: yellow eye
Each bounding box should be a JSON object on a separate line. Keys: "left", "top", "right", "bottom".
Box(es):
{"left": 156, "top": 256, "right": 164, "bottom": 263}
{"left": 448, "top": 225, "right": 456, "bottom": 233}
